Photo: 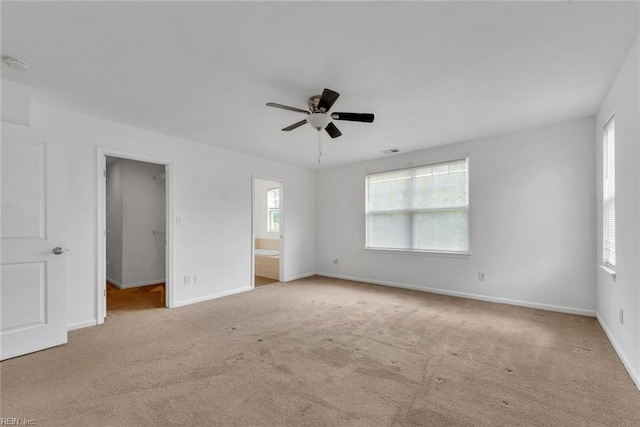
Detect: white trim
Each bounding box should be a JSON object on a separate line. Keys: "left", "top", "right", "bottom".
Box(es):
{"left": 96, "top": 147, "right": 174, "bottom": 326}
{"left": 365, "top": 248, "right": 471, "bottom": 258}
{"left": 282, "top": 272, "right": 316, "bottom": 282}
{"left": 173, "top": 286, "right": 252, "bottom": 308}
{"left": 365, "top": 157, "right": 469, "bottom": 176}
{"left": 107, "top": 278, "right": 164, "bottom": 290}
{"left": 96, "top": 152, "right": 106, "bottom": 324}
{"left": 596, "top": 314, "right": 640, "bottom": 390}
{"left": 317, "top": 272, "right": 596, "bottom": 317}
{"left": 67, "top": 320, "right": 97, "bottom": 331}
{"left": 250, "top": 176, "right": 256, "bottom": 289}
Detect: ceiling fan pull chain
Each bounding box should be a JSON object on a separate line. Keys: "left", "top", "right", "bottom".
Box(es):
{"left": 317, "top": 131, "right": 322, "bottom": 164}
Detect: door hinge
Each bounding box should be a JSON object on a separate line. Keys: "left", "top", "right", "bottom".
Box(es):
{"left": 103, "top": 170, "right": 106, "bottom": 178}
{"left": 104, "top": 288, "right": 106, "bottom": 297}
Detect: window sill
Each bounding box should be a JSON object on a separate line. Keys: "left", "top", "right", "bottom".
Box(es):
{"left": 366, "top": 247, "right": 471, "bottom": 258}
{"left": 599, "top": 265, "right": 616, "bottom": 281}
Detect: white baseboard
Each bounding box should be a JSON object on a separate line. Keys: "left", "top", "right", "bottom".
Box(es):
{"left": 283, "top": 272, "right": 316, "bottom": 282}
{"left": 67, "top": 319, "right": 97, "bottom": 331}
{"left": 107, "top": 277, "right": 164, "bottom": 290}
{"left": 316, "top": 272, "right": 596, "bottom": 317}
{"left": 596, "top": 314, "right": 640, "bottom": 391}
{"left": 173, "top": 286, "right": 252, "bottom": 308}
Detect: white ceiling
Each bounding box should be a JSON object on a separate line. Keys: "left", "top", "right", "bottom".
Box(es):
{"left": 2, "top": 1, "right": 638, "bottom": 169}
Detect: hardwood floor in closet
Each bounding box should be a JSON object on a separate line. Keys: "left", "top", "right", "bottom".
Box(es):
{"left": 255, "top": 276, "right": 278, "bottom": 287}
{"left": 106, "top": 282, "right": 165, "bottom": 317}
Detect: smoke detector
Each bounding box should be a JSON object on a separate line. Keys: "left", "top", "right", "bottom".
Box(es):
{"left": 2, "top": 56, "right": 30, "bottom": 72}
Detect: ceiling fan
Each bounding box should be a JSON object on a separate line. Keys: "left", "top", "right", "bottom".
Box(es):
{"left": 266, "top": 88, "right": 374, "bottom": 139}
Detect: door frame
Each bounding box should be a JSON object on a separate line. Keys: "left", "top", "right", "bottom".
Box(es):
{"left": 96, "top": 148, "right": 174, "bottom": 323}
{"left": 251, "top": 174, "right": 284, "bottom": 288}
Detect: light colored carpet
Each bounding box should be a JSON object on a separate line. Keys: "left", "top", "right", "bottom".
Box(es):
{"left": 1, "top": 276, "right": 638, "bottom": 426}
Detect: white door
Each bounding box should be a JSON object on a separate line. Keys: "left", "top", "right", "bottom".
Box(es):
{"left": 1, "top": 123, "right": 68, "bottom": 360}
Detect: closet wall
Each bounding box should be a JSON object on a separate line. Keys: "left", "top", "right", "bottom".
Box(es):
{"left": 106, "top": 157, "right": 166, "bottom": 288}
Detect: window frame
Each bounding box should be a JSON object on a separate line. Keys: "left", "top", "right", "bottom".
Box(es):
{"left": 365, "top": 158, "right": 470, "bottom": 255}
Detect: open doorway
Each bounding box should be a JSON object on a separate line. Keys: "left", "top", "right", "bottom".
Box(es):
{"left": 252, "top": 176, "right": 283, "bottom": 288}
{"left": 98, "top": 151, "right": 172, "bottom": 322}
{"left": 105, "top": 156, "right": 166, "bottom": 316}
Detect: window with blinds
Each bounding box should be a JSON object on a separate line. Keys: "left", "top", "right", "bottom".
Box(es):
{"left": 365, "top": 159, "right": 469, "bottom": 253}
{"left": 603, "top": 117, "right": 616, "bottom": 268}
{"left": 267, "top": 187, "right": 280, "bottom": 232}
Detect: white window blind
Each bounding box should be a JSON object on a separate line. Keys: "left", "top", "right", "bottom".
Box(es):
{"left": 365, "top": 159, "right": 469, "bottom": 253}
{"left": 603, "top": 117, "right": 616, "bottom": 268}
{"left": 267, "top": 187, "right": 280, "bottom": 232}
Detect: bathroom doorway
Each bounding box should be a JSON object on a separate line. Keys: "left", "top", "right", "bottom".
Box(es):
{"left": 252, "top": 176, "right": 283, "bottom": 288}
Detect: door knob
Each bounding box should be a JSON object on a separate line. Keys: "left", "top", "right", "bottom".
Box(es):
{"left": 52, "top": 247, "right": 65, "bottom": 255}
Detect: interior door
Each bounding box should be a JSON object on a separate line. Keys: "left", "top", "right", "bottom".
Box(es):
{"left": 1, "top": 123, "right": 68, "bottom": 360}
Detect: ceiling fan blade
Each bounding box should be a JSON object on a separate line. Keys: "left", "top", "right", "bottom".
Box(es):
{"left": 282, "top": 119, "right": 308, "bottom": 131}
{"left": 325, "top": 122, "right": 342, "bottom": 139}
{"left": 331, "top": 112, "right": 375, "bottom": 123}
{"left": 267, "top": 102, "right": 310, "bottom": 115}
{"left": 318, "top": 89, "right": 340, "bottom": 112}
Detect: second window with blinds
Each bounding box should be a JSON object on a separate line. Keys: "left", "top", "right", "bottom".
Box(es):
{"left": 267, "top": 187, "right": 280, "bottom": 233}
{"left": 365, "top": 158, "right": 469, "bottom": 254}
{"left": 603, "top": 117, "right": 616, "bottom": 270}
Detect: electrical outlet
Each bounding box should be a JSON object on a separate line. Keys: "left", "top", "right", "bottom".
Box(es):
{"left": 176, "top": 216, "right": 183, "bottom": 225}
{"left": 478, "top": 272, "right": 486, "bottom": 281}
{"left": 194, "top": 274, "right": 200, "bottom": 283}
{"left": 184, "top": 275, "right": 190, "bottom": 285}
{"left": 619, "top": 309, "right": 624, "bottom": 325}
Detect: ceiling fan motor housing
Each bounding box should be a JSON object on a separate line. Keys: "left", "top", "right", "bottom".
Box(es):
{"left": 307, "top": 94, "right": 332, "bottom": 130}
{"left": 308, "top": 96, "right": 322, "bottom": 113}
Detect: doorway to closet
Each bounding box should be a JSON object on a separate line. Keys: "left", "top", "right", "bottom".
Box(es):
{"left": 104, "top": 156, "right": 167, "bottom": 317}
{"left": 252, "top": 176, "right": 283, "bottom": 288}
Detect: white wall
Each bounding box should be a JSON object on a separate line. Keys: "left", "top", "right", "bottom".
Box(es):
{"left": 595, "top": 36, "right": 639, "bottom": 388}
{"left": 317, "top": 118, "right": 596, "bottom": 315}
{"left": 1, "top": 80, "right": 30, "bottom": 126}
{"left": 121, "top": 159, "right": 166, "bottom": 286}
{"left": 107, "top": 158, "right": 166, "bottom": 288}
{"left": 106, "top": 159, "right": 124, "bottom": 284}
{"left": 254, "top": 179, "right": 280, "bottom": 239}
{"left": 22, "top": 100, "right": 316, "bottom": 329}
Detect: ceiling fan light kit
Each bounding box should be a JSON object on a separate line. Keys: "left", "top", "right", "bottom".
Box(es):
{"left": 307, "top": 112, "right": 331, "bottom": 130}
